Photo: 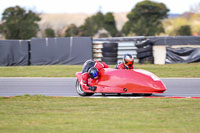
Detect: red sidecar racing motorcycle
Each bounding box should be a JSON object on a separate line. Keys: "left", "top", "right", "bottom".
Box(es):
{"left": 75, "top": 68, "right": 166, "bottom": 96}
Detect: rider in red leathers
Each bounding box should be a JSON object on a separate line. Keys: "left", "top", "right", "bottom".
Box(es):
{"left": 81, "top": 60, "right": 109, "bottom": 91}
{"left": 115, "top": 54, "right": 134, "bottom": 69}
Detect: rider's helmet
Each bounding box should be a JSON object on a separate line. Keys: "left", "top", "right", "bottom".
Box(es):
{"left": 88, "top": 67, "right": 99, "bottom": 79}
{"left": 123, "top": 54, "right": 134, "bottom": 68}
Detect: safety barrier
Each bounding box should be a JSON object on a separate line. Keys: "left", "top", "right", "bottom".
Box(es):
{"left": 1, "top": 36, "right": 200, "bottom": 66}
{"left": 93, "top": 39, "right": 138, "bottom": 64}
{"left": 135, "top": 39, "right": 154, "bottom": 64}
{"left": 0, "top": 37, "right": 92, "bottom": 66}
{"left": 93, "top": 36, "right": 200, "bottom": 64}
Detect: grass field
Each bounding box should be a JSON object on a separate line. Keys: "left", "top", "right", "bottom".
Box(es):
{"left": 1, "top": 64, "right": 200, "bottom": 132}
{"left": 0, "top": 63, "right": 200, "bottom": 77}
{"left": 0, "top": 95, "right": 199, "bottom": 133}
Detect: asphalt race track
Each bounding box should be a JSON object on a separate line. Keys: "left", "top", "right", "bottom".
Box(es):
{"left": 0, "top": 77, "right": 200, "bottom": 97}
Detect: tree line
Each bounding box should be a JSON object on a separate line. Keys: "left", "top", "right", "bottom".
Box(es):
{"left": 0, "top": 0, "right": 194, "bottom": 39}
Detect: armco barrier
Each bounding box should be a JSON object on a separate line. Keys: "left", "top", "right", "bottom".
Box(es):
{"left": 93, "top": 38, "right": 138, "bottom": 63}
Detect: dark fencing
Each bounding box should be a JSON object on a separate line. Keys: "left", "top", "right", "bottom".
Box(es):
{"left": 0, "top": 37, "right": 92, "bottom": 66}
{"left": 30, "top": 37, "right": 93, "bottom": 65}
{"left": 148, "top": 36, "right": 200, "bottom": 45}
{"left": 0, "top": 40, "right": 29, "bottom": 66}
{"left": 166, "top": 47, "right": 200, "bottom": 64}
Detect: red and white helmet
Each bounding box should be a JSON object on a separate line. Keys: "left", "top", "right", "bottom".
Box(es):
{"left": 123, "top": 54, "right": 134, "bottom": 67}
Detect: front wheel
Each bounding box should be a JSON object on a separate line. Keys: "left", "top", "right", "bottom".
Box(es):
{"left": 75, "top": 79, "right": 94, "bottom": 96}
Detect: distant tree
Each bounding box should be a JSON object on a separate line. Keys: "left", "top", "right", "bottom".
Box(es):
{"left": 103, "top": 12, "right": 119, "bottom": 37}
{"left": 45, "top": 28, "right": 55, "bottom": 37}
{"left": 78, "top": 19, "right": 96, "bottom": 36}
{"left": 122, "top": 0, "right": 169, "bottom": 36}
{"left": 94, "top": 12, "right": 105, "bottom": 29}
{"left": 122, "top": 21, "right": 132, "bottom": 36}
{"left": 79, "top": 12, "right": 104, "bottom": 36}
{"left": 65, "top": 24, "right": 79, "bottom": 37}
{"left": 79, "top": 11, "right": 119, "bottom": 37}
{"left": 176, "top": 25, "right": 192, "bottom": 35}
{"left": 0, "top": 6, "right": 41, "bottom": 39}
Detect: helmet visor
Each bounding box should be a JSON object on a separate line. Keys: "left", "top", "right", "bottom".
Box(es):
{"left": 125, "top": 61, "right": 133, "bottom": 67}
{"left": 92, "top": 71, "right": 98, "bottom": 79}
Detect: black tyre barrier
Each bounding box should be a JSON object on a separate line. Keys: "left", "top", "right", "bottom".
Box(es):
{"left": 135, "top": 39, "right": 153, "bottom": 48}
{"left": 103, "top": 61, "right": 118, "bottom": 65}
{"left": 102, "top": 47, "right": 118, "bottom": 53}
{"left": 136, "top": 46, "right": 152, "bottom": 54}
{"left": 102, "top": 52, "right": 118, "bottom": 57}
{"left": 103, "top": 43, "right": 118, "bottom": 48}
{"left": 137, "top": 51, "right": 152, "bottom": 59}
{"left": 101, "top": 57, "right": 117, "bottom": 62}
{"left": 101, "top": 43, "right": 118, "bottom": 65}
{"left": 139, "top": 56, "right": 154, "bottom": 64}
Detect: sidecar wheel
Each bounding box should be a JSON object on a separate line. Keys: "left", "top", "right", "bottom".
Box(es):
{"left": 143, "top": 93, "right": 152, "bottom": 96}
{"left": 102, "top": 93, "right": 106, "bottom": 96}
{"left": 75, "top": 79, "right": 94, "bottom": 96}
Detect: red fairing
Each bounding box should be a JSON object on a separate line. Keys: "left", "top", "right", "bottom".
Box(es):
{"left": 94, "top": 60, "right": 104, "bottom": 70}
{"left": 81, "top": 72, "right": 89, "bottom": 90}
{"left": 76, "top": 68, "right": 166, "bottom": 94}
{"left": 101, "top": 62, "right": 109, "bottom": 68}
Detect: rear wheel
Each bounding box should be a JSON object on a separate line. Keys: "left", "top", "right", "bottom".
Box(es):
{"left": 75, "top": 79, "right": 94, "bottom": 96}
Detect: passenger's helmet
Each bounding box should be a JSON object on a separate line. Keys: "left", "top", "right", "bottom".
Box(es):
{"left": 88, "top": 67, "right": 99, "bottom": 79}
{"left": 123, "top": 54, "right": 134, "bottom": 67}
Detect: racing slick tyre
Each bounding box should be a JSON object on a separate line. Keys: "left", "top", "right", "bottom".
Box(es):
{"left": 75, "top": 79, "right": 94, "bottom": 96}
{"left": 102, "top": 93, "right": 106, "bottom": 96}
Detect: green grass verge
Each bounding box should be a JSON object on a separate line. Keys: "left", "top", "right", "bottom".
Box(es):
{"left": 0, "top": 95, "right": 199, "bottom": 133}
{"left": 0, "top": 63, "right": 200, "bottom": 77}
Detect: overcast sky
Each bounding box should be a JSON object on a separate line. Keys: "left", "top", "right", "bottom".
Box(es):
{"left": 0, "top": 0, "right": 200, "bottom": 19}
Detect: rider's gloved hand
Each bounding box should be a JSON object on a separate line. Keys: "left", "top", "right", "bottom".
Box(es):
{"left": 89, "top": 86, "right": 97, "bottom": 91}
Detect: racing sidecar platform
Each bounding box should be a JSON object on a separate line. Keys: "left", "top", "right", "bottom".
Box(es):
{"left": 75, "top": 68, "right": 166, "bottom": 96}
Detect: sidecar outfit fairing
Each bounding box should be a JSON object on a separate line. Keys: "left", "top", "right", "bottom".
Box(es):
{"left": 75, "top": 68, "right": 166, "bottom": 96}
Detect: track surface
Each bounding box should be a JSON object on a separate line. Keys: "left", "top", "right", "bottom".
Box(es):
{"left": 0, "top": 77, "right": 200, "bottom": 97}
